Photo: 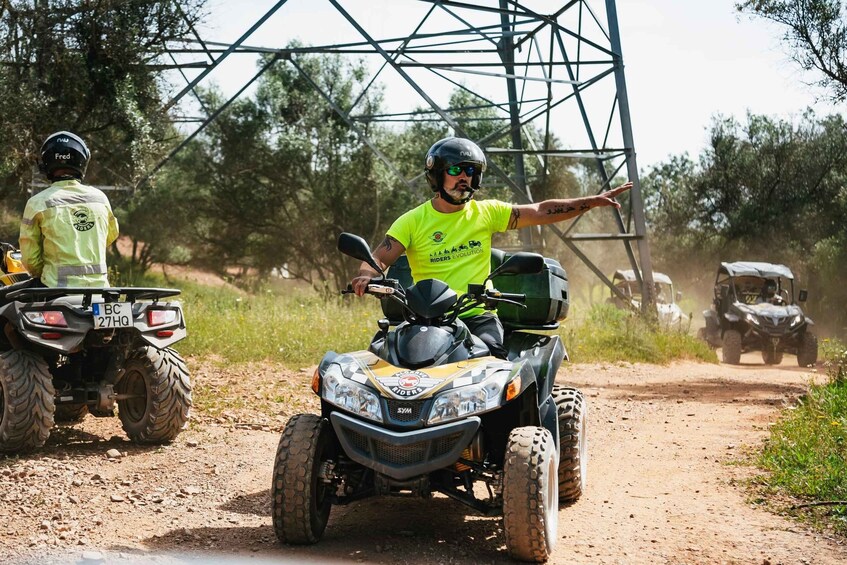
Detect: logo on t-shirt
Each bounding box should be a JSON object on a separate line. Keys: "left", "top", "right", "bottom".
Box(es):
{"left": 429, "top": 239, "right": 485, "bottom": 263}
{"left": 72, "top": 208, "right": 94, "bottom": 231}
{"left": 431, "top": 231, "right": 445, "bottom": 244}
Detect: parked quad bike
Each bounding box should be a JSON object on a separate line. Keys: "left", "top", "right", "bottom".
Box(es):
{"left": 0, "top": 245, "right": 192, "bottom": 453}
{"left": 698, "top": 261, "right": 817, "bottom": 367}
{"left": 271, "top": 233, "right": 587, "bottom": 563}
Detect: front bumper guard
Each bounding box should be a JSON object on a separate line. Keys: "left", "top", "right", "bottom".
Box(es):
{"left": 330, "top": 412, "right": 480, "bottom": 481}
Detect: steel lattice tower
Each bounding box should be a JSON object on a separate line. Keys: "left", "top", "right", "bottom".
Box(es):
{"left": 156, "top": 0, "right": 656, "bottom": 307}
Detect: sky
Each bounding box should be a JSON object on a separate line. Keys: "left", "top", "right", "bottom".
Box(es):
{"left": 183, "top": 0, "right": 842, "bottom": 170}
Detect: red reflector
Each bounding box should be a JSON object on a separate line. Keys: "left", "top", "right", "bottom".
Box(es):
{"left": 156, "top": 330, "right": 174, "bottom": 338}
{"left": 41, "top": 332, "right": 62, "bottom": 340}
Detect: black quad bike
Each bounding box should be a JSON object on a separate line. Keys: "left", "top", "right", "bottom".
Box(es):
{"left": 698, "top": 261, "right": 817, "bottom": 366}
{"left": 0, "top": 270, "right": 192, "bottom": 453}
{"left": 271, "top": 233, "right": 586, "bottom": 563}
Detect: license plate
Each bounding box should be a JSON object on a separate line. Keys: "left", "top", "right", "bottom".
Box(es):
{"left": 92, "top": 302, "right": 133, "bottom": 329}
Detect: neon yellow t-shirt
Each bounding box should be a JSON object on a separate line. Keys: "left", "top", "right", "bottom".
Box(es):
{"left": 386, "top": 199, "right": 513, "bottom": 316}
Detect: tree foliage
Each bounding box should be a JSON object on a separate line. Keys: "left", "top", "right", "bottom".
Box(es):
{"left": 0, "top": 0, "right": 206, "bottom": 205}
{"left": 737, "top": 0, "right": 847, "bottom": 102}
{"left": 642, "top": 110, "right": 847, "bottom": 332}
{"left": 153, "top": 49, "right": 421, "bottom": 292}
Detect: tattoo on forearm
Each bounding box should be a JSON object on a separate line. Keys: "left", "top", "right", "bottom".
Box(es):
{"left": 546, "top": 204, "right": 576, "bottom": 215}
{"left": 508, "top": 208, "right": 520, "bottom": 229}
{"left": 579, "top": 202, "right": 590, "bottom": 211}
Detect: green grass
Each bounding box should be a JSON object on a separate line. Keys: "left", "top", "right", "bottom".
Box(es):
{"left": 116, "top": 267, "right": 381, "bottom": 366}
{"left": 756, "top": 339, "right": 847, "bottom": 533}
{"left": 120, "top": 267, "right": 714, "bottom": 367}
{"left": 557, "top": 303, "right": 716, "bottom": 364}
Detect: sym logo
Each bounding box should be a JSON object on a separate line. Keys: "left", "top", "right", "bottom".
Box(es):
{"left": 57, "top": 137, "right": 70, "bottom": 143}
{"left": 460, "top": 150, "right": 472, "bottom": 157}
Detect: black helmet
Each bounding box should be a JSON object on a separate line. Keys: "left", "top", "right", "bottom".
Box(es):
{"left": 424, "top": 137, "right": 486, "bottom": 192}
{"left": 39, "top": 131, "right": 90, "bottom": 180}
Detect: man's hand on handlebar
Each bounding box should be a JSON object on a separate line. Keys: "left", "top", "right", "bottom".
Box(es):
{"left": 350, "top": 275, "right": 373, "bottom": 297}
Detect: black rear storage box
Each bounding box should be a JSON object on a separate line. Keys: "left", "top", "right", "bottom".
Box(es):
{"left": 492, "top": 254, "right": 569, "bottom": 329}
{"left": 382, "top": 253, "right": 569, "bottom": 329}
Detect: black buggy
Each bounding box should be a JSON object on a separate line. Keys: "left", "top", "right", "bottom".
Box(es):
{"left": 698, "top": 261, "right": 817, "bottom": 366}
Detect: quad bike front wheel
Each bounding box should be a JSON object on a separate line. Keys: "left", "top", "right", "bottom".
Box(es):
{"left": 272, "top": 414, "right": 335, "bottom": 544}
{"left": 116, "top": 346, "right": 191, "bottom": 444}
{"left": 797, "top": 332, "right": 818, "bottom": 367}
{"left": 551, "top": 385, "right": 587, "bottom": 502}
{"left": 503, "top": 426, "right": 559, "bottom": 562}
{"left": 0, "top": 350, "right": 54, "bottom": 453}
{"left": 721, "top": 329, "right": 742, "bottom": 365}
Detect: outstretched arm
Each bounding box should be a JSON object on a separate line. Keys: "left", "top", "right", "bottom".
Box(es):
{"left": 350, "top": 235, "right": 406, "bottom": 296}
{"left": 506, "top": 181, "right": 632, "bottom": 230}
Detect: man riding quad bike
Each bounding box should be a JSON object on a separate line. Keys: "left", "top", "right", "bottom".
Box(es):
{"left": 0, "top": 245, "right": 192, "bottom": 453}
{"left": 271, "top": 233, "right": 587, "bottom": 563}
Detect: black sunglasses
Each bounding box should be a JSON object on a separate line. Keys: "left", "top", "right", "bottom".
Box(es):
{"left": 446, "top": 164, "right": 477, "bottom": 177}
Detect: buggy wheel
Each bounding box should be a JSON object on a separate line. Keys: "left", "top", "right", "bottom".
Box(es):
{"left": 116, "top": 347, "right": 191, "bottom": 444}
{"left": 761, "top": 347, "right": 783, "bottom": 365}
{"left": 721, "top": 330, "right": 742, "bottom": 364}
{"left": 0, "top": 350, "right": 54, "bottom": 453}
{"left": 503, "top": 426, "right": 559, "bottom": 562}
{"left": 54, "top": 404, "right": 88, "bottom": 424}
{"left": 551, "top": 385, "right": 587, "bottom": 502}
{"left": 272, "top": 414, "right": 335, "bottom": 544}
{"left": 797, "top": 332, "right": 818, "bottom": 367}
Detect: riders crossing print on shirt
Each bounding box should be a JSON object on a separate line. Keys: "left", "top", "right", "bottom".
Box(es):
{"left": 428, "top": 238, "right": 484, "bottom": 263}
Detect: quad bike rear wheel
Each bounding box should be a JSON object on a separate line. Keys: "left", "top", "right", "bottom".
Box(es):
{"left": 116, "top": 346, "right": 191, "bottom": 444}
{"left": 551, "top": 385, "right": 587, "bottom": 502}
{"left": 503, "top": 426, "right": 559, "bottom": 562}
{"left": 797, "top": 332, "right": 818, "bottom": 367}
{"left": 0, "top": 350, "right": 54, "bottom": 453}
{"left": 721, "top": 329, "right": 742, "bottom": 364}
{"left": 272, "top": 414, "right": 335, "bottom": 544}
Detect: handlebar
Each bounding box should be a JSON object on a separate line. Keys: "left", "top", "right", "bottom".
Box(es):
{"left": 341, "top": 279, "right": 401, "bottom": 297}
{"left": 342, "top": 278, "right": 526, "bottom": 324}
{"left": 486, "top": 290, "right": 526, "bottom": 303}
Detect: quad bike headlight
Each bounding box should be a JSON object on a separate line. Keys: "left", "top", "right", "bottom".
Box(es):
{"left": 322, "top": 364, "right": 383, "bottom": 423}
{"left": 790, "top": 313, "right": 804, "bottom": 327}
{"left": 427, "top": 369, "right": 514, "bottom": 425}
{"left": 745, "top": 313, "right": 760, "bottom": 326}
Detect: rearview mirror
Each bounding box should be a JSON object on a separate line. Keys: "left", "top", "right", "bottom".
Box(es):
{"left": 798, "top": 289, "right": 808, "bottom": 302}
{"left": 488, "top": 252, "right": 545, "bottom": 279}
{"left": 337, "top": 233, "right": 384, "bottom": 276}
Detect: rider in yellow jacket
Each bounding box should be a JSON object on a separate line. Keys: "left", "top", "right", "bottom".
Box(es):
{"left": 19, "top": 131, "right": 119, "bottom": 288}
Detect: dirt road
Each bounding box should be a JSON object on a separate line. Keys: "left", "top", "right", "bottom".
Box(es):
{"left": 2, "top": 351, "right": 845, "bottom": 565}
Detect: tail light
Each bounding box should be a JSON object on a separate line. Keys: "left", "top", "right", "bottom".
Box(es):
{"left": 24, "top": 311, "right": 67, "bottom": 327}
{"left": 147, "top": 309, "right": 177, "bottom": 327}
